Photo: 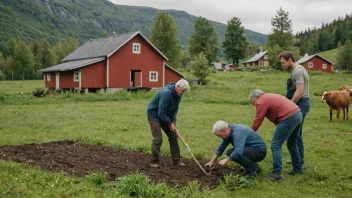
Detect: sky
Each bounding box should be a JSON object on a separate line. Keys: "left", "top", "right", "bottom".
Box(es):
{"left": 108, "top": 0, "right": 352, "bottom": 35}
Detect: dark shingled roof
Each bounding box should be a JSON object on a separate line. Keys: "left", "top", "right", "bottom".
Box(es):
{"left": 62, "top": 31, "right": 168, "bottom": 62}
{"left": 38, "top": 57, "right": 105, "bottom": 72}
{"left": 39, "top": 31, "right": 169, "bottom": 73}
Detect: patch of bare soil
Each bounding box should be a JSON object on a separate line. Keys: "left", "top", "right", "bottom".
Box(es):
{"left": 0, "top": 141, "right": 240, "bottom": 188}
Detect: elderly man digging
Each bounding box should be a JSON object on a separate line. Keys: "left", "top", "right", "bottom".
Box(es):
{"left": 147, "top": 79, "right": 190, "bottom": 168}
{"left": 249, "top": 89, "right": 303, "bottom": 181}
{"left": 205, "top": 120, "right": 267, "bottom": 176}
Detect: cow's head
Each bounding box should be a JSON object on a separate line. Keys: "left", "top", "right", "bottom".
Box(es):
{"left": 321, "top": 92, "right": 329, "bottom": 103}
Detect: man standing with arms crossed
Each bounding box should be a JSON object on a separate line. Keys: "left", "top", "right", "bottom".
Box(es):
{"left": 278, "top": 51, "right": 310, "bottom": 174}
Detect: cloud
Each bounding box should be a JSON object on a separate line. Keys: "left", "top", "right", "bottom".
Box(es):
{"left": 108, "top": 0, "right": 352, "bottom": 34}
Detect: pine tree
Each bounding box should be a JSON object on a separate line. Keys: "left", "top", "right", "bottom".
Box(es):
{"left": 150, "top": 12, "right": 182, "bottom": 68}
{"left": 222, "top": 17, "right": 248, "bottom": 66}
{"left": 267, "top": 7, "right": 294, "bottom": 48}
{"left": 189, "top": 17, "right": 219, "bottom": 64}
{"left": 266, "top": 8, "right": 300, "bottom": 70}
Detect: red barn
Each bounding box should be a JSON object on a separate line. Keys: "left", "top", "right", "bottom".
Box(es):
{"left": 39, "top": 31, "right": 184, "bottom": 93}
{"left": 296, "top": 54, "right": 334, "bottom": 73}
{"left": 242, "top": 50, "right": 269, "bottom": 67}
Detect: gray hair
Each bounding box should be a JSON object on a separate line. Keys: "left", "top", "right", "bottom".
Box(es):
{"left": 249, "top": 89, "right": 264, "bottom": 102}
{"left": 176, "top": 79, "right": 190, "bottom": 90}
{"left": 212, "top": 120, "right": 229, "bottom": 134}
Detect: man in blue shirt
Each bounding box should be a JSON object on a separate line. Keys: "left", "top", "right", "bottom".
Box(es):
{"left": 205, "top": 120, "right": 267, "bottom": 176}
{"left": 147, "top": 79, "right": 190, "bottom": 168}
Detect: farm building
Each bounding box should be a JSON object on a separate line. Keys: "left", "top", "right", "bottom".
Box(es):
{"left": 242, "top": 50, "right": 269, "bottom": 67}
{"left": 296, "top": 54, "right": 334, "bottom": 73}
{"left": 224, "top": 63, "right": 236, "bottom": 72}
{"left": 39, "top": 31, "right": 184, "bottom": 93}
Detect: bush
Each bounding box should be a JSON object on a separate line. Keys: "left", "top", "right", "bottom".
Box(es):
{"left": 220, "top": 174, "right": 251, "bottom": 191}
{"left": 32, "top": 88, "right": 46, "bottom": 97}
{"left": 117, "top": 173, "right": 168, "bottom": 197}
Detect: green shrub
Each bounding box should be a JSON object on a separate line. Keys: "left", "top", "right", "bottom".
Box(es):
{"left": 85, "top": 172, "right": 109, "bottom": 186}
{"left": 32, "top": 88, "right": 47, "bottom": 97}
{"left": 220, "top": 174, "right": 251, "bottom": 191}
{"left": 117, "top": 173, "right": 168, "bottom": 198}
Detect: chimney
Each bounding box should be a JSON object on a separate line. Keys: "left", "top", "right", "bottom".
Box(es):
{"left": 260, "top": 47, "right": 262, "bottom": 52}
{"left": 90, "top": 38, "right": 93, "bottom": 42}
{"left": 113, "top": 31, "right": 116, "bottom": 37}
{"left": 304, "top": 53, "right": 308, "bottom": 56}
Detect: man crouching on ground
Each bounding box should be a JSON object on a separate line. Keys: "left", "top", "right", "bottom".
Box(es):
{"left": 147, "top": 79, "right": 190, "bottom": 168}
{"left": 205, "top": 120, "right": 267, "bottom": 176}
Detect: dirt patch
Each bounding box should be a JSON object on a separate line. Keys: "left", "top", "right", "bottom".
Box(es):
{"left": 0, "top": 141, "right": 240, "bottom": 188}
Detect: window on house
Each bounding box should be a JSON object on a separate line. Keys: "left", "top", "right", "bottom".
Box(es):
{"left": 74, "top": 71, "right": 80, "bottom": 82}
{"left": 133, "top": 43, "right": 141, "bottom": 54}
{"left": 308, "top": 62, "right": 313, "bottom": 68}
{"left": 46, "top": 73, "right": 50, "bottom": 81}
{"left": 264, "top": 55, "right": 268, "bottom": 59}
{"left": 322, "top": 64, "right": 327, "bottom": 69}
{"left": 264, "top": 61, "right": 269, "bottom": 66}
{"left": 149, "top": 71, "right": 158, "bottom": 82}
{"left": 259, "top": 61, "right": 263, "bottom": 66}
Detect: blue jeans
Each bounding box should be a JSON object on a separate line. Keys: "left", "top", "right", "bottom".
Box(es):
{"left": 295, "top": 98, "right": 310, "bottom": 164}
{"left": 271, "top": 111, "right": 303, "bottom": 174}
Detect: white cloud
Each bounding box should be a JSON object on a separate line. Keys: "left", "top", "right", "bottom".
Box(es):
{"left": 108, "top": 0, "right": 352, "bottom": 34}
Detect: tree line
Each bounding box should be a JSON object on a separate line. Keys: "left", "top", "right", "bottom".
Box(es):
{"left": 1, "top": 9, "right": 352, "bottom": 81}
{"left": 0, "top": 37, "right": 79, "bottom": 80}
{"left": 296, "top": 14, "right": 352, "bottom": 55}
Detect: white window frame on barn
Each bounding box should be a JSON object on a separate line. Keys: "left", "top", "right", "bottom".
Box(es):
{"left": 308, "top": 62, "right": 313, "bottom": 68}
{"left": 46, "top": 73, "right": 50, "bottom": 81}
{"left": 133, "top": 43, "right": 141, "bottom": 54}
{"left": 322, "top": 64, "right": 327, "bottom": 69}
{"left": 74, "top": 70, "right": 80, "bottom": 82}
{"left": 259, "top": 61, "right": 263, "bottom": 66}
{"left": 264, "top": 55, "right": 268, "bottom": 59}
{"left": 149, "top": 71, "right": 158, "bottom": 82}
{"left": 264, "top": 61, "right": 269, "bottom": 66}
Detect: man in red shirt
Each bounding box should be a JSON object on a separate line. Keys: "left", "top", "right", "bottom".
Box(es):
{"left": 249, "top": 90, "right": 303, "bottom": 181}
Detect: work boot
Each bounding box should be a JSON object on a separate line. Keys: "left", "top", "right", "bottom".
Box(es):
{"left": 287, "top": 169, "right": 304, "bottom": 175}
{"left": 267, "top": 173, "right": 283, "bottom": 182}
{"left": 242, "top": 166, "right": 262, "bottom": 177}
{"left": 173, "top": 161, "right": 185, "bottom": 167}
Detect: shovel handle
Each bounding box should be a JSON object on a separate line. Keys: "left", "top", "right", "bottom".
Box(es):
{"left": 174, "top": 129, "right": 211, "bottom": 176}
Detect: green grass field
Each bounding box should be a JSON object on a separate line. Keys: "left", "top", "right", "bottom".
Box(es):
{"left": 0, "top": 71, "right": 352, "bottom": 197}
{"left": 319, "top": 48, "right": 339, "bottom": 64}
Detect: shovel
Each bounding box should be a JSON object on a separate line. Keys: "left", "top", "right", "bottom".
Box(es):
{"left": 175, "top": 129, "right": 212, "bottom": 176}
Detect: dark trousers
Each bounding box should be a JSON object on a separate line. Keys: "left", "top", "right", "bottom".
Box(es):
{"left": 148, "top": 118, "right": 180, "bottom": 164}
{"left": 226, "top": 146, "right": 266, "bottom": 173}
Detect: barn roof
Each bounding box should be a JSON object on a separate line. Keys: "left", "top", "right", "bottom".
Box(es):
{"left": 297, "top": 54, "right": 333, "bottom": 64}
{"left": 62, "top": 31, "right": 168, "bottom": 62}
{"left": 165, "top": 64, "right": 184, "bottom": 77}
{"left": 242, "top": 51, "right": 267, "bottom": 63}
{"left": 38, "top": 57, "right": 105, "bottom": 72}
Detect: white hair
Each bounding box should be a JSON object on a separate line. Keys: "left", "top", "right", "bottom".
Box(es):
{"left": 249, "top": 89, "right": 264, "bottom": 102}
{"left": 212, "top": 120, "right": 229, "bottom": 134}
{"left": 176, "top": 79, "right": 190, "bottom": 90}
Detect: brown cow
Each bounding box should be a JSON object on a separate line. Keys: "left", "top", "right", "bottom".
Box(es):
{"left": 321, "top": 90, "right": 351, "bottom": 123}
{"left": 339, "top": 85, "right": 352, "bottom": 91}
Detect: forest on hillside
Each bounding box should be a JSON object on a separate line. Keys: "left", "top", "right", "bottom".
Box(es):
{"left": 295, "top": 14, "right": 352, "bottom": 56}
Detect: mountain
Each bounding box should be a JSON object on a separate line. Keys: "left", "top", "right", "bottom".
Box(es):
{"left": 0, "top": 0, "right": 267, "bottom": 48}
